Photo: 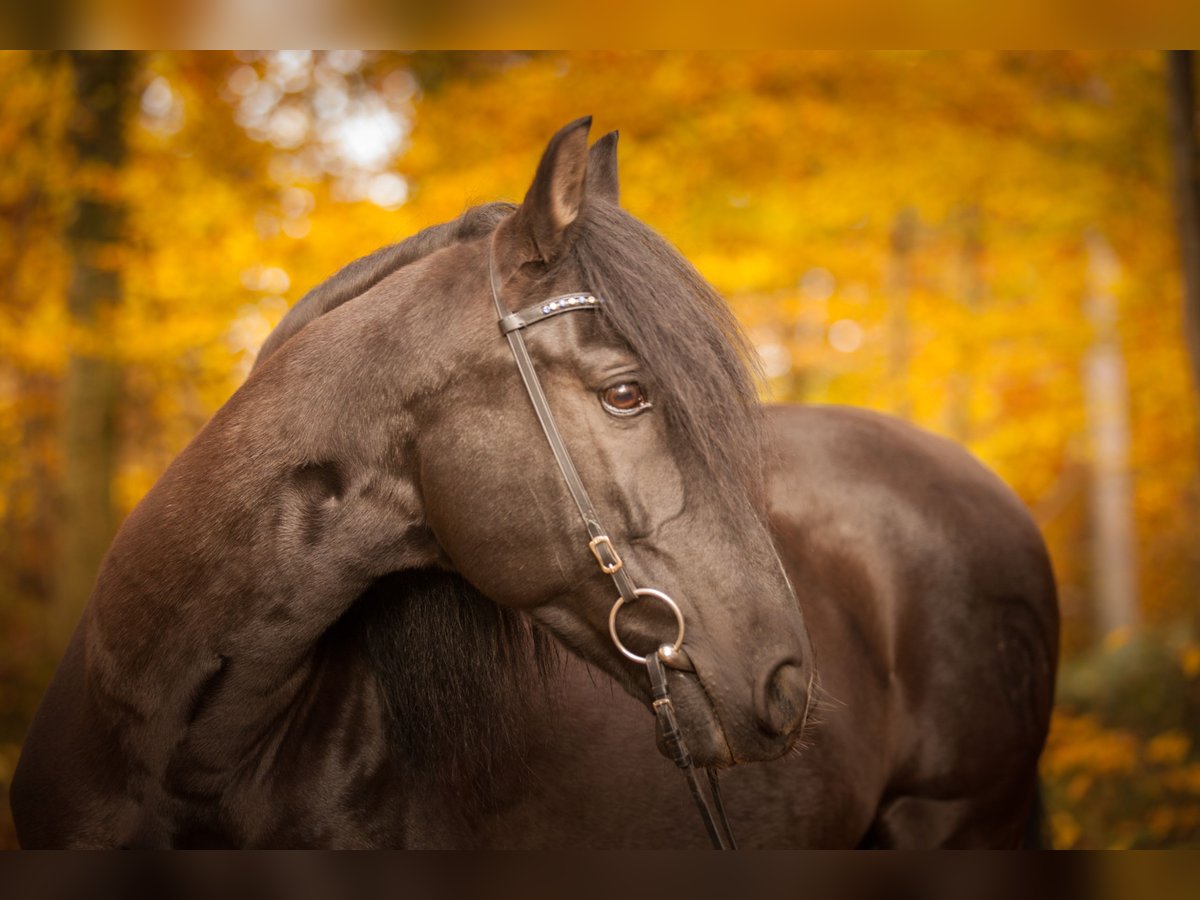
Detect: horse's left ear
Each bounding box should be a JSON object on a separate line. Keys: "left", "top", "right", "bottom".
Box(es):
{"left": 586, "top": 131, "right": 619, "bottom": 204}
{"left": 496, "top": 116, "right": 592, "bottom": 268}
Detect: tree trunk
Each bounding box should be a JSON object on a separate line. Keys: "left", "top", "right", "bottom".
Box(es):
{"left": 1167, "top": 52, "right": 1200, "bottom": 411}
{"left": 53, "top": 51, "right": 135, "bottom": 646}
{"left": 946, "top": 204, "right": 984, "bottom": 441}
{"left": 1083, "top": 230, "right": 1138, "bottom": 637}
{"left": 886, "top": 207, "right": 918, "bottom": 418}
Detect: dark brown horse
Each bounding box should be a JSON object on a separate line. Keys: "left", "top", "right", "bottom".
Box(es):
{"left": 11, "top": 119, "right": 1057, "bottom": 848}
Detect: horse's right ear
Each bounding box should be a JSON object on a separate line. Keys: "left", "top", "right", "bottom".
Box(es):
{"left": 495, "top": 116, "right": 592, "bottom": 272}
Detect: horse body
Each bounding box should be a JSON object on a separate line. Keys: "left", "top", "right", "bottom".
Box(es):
{"left": 14, "top": 402, "right": 1055, "bottom": 848}
{"left": 405, "top": 403, "right": 1054, "bottom": 848}
{"left": 11, "top": 120, "right": 1057, "bottom": 848}
{"left": 764, "top": 404, "right": 1057, "bottom": 847}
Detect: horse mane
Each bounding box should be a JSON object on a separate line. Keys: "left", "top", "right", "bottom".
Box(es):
{"left": 345, "top": 568, "right": 558, "bottom": 803}
{"left": 257, "top": 195, "right": 764, "bottom": 510}
{"left": 572, "top": 199, "right": 766, "bottom": 511}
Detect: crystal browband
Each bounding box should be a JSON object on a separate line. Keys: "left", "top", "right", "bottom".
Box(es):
{"left": 498, "top": 293, "right": 602, "bottom": 335}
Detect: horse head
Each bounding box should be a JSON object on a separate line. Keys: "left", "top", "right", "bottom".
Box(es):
{"left": 411, "top": 119, "right": 814, "bottom": 766}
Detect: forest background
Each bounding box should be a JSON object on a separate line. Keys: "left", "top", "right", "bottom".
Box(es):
{"left": 1, "top": 50, "right": 1199, "bottom": 848}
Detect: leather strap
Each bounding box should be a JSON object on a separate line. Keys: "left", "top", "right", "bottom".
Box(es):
{"left": 488, "top": 251, "right": 639, "bottom": 606}
{"left": 488, "top": 238, "right": 736, "bottom": 849}
{"left": 499, "top": 293, "right": 601, "bottom": 335}
{"left": 647, "top": 652, "right": 737, "bottom": 850}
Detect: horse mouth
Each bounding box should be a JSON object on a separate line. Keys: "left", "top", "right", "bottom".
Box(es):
{"left": 658, "top": 651, "right": 813, "bottom": 769}
{"left": 654, "top": 664, "right": 737, "bottom": 768}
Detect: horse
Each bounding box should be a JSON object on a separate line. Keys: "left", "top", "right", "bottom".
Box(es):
{"left": 11, "top": 118, "right": 1058, "bottom": 848}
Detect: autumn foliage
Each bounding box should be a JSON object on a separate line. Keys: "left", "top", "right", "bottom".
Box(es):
{"left": 1, "top": 51, "right": 1198, "bottom": 848}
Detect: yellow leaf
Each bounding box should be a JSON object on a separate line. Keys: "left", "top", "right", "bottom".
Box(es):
{"left": 1102, "top": 626, "right": 1132, "bottom": 652}
{"left": 1147, "top": 731, "right": 1191, "bottom": 767}
{"left": 1050, "top": 812, "right": 1081, "bottom": 849}
{"left": 1180, "top": 645, "right": 1200, "bottom": 679}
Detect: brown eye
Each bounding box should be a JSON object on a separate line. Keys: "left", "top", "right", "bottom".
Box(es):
{"left": 600, "top": 382, "right": 650, "bottom": 416}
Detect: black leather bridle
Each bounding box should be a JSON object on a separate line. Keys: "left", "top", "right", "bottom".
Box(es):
{"left": 488, "top": 243, "right": 738, "bottom": 849}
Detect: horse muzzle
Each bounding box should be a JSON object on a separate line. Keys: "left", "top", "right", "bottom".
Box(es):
{"left": 658, "top": 644, "right": 813, "bottom": 768}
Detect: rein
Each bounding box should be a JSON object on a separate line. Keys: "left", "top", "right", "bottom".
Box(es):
{"left": 487, "top": 245, "right": 737, "bottom": 849}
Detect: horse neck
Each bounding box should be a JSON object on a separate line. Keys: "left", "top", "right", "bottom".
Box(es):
{"left": 81, "top": 270, "right": 461, "bottom": 777}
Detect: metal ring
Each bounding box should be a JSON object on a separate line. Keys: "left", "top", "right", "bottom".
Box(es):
{"left": 608, "top": 588, "right": 686, "bottom": 664}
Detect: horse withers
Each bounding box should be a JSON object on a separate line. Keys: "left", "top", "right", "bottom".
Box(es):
{"left": 12, "top": 119, "right": 1056, "bottom": 848}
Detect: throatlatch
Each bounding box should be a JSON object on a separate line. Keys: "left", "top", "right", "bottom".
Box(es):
{"left": 488, "top": 242, "right": 738, "bottom": 849}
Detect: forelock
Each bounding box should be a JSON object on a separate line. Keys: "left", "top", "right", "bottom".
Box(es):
{"left": 571, "top": 201, "right": 766, "bottom": 511}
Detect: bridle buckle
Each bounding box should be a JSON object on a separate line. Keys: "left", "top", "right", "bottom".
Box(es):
{"left": 588, "top": 534, "right": 623, "bottom": 574}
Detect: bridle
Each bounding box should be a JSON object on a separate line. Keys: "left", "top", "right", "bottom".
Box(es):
{"left": 488, "top": 241, "right": 738, "bottom": 850}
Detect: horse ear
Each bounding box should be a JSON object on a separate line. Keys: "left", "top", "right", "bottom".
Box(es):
{"left": 586, "top": 131, "right": 619, "bottom": 204}
{"left": 497, "top": 116, "right": 592, "bottom": 267}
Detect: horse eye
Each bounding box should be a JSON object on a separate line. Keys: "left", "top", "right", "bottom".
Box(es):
{"left": 600, "top": 382, "right": 650, "bottom": 416}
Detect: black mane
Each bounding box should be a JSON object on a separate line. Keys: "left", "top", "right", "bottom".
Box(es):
{"left": 347, "top": 568, "right": 557, "bottom": 803}
{"left": 257, "top": 197, "right": 764, "bottom": 513}
{"left": 572, "top": 199, "right": 765, "bottom": 512}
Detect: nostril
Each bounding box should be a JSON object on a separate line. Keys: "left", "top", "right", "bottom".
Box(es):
{"left": 756, "top": 661, "right": 809, "bottom": 738}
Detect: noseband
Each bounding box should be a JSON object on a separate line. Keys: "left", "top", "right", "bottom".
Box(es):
{"left": 488, "top": 242, "right": 737, "bottom": 850}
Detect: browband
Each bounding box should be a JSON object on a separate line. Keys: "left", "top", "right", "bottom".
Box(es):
{"left": 499, "top": 293, "right": 601, "bottom": 335}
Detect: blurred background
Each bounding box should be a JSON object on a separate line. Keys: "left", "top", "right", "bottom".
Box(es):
{"left": 1, "top": 50, "right": 1198, "bottom": 848}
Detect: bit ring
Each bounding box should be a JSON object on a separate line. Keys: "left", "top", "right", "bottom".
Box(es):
{"left": 608, "top": 588, "right": 686, "bottom": 664}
